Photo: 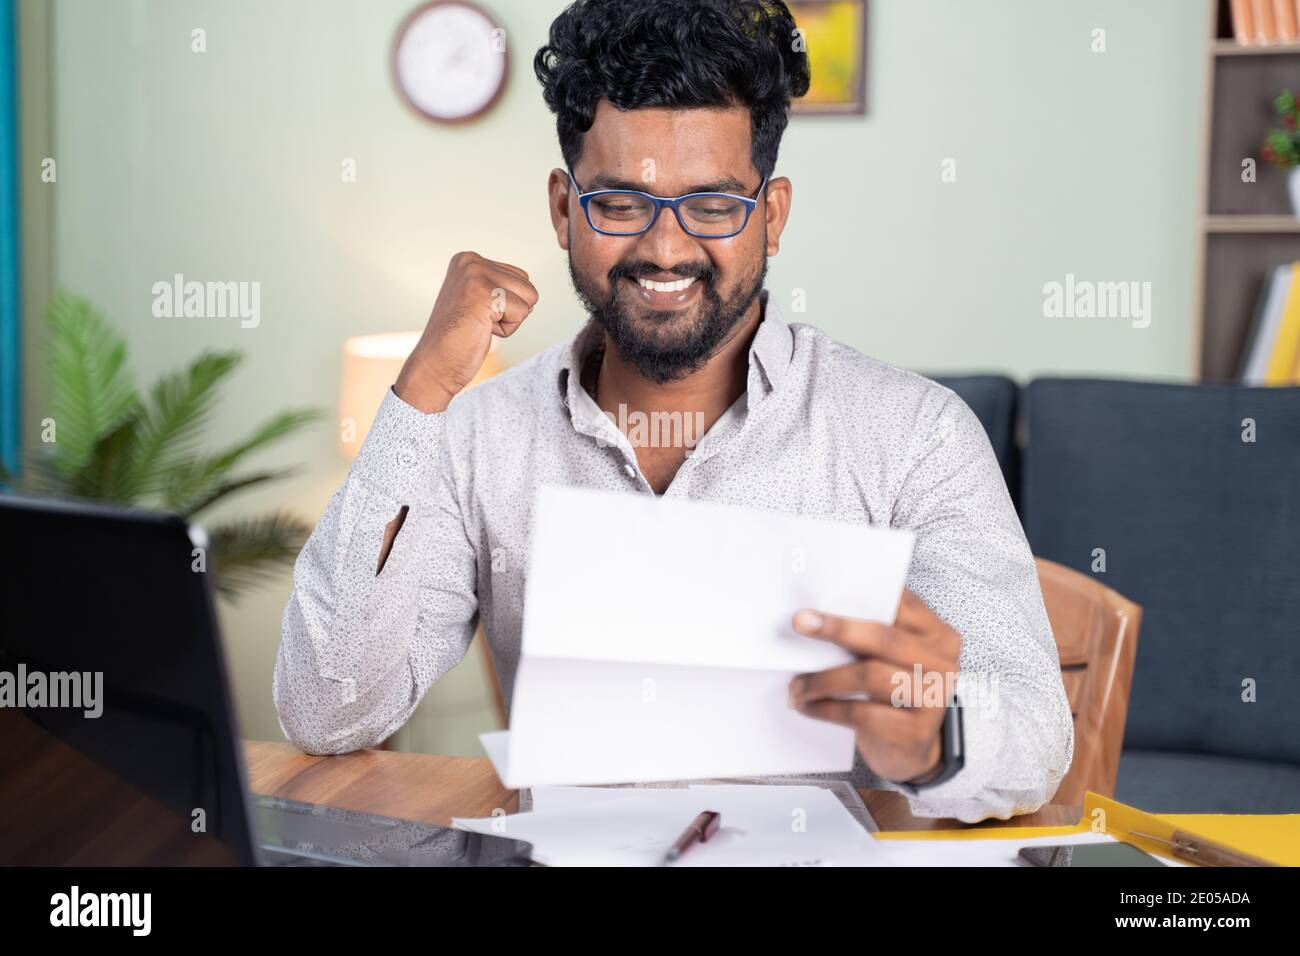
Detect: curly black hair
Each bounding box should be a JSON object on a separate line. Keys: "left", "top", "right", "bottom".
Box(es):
{"left": 534, "top": 0, "right": 811, "bottom": 180}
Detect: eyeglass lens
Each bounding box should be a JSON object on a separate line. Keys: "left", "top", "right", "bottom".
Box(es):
{"left": 587, "top": 193, "right": 750, "bottom": 236}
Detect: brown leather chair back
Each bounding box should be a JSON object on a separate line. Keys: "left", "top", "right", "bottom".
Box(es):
{"left": 1035, "top": 557, "right": 1141, "bottom": 805}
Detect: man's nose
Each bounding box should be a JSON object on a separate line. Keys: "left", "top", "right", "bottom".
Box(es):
{"left": 633, "top": 205, "right": 704, "bottom": 271}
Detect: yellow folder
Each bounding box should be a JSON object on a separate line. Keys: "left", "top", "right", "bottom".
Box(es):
{"left": 873, "top": 791, "right": 1300, "bottom": 866}
{"left": 1266, "top": 261, "right": 1300, "bottom": 384}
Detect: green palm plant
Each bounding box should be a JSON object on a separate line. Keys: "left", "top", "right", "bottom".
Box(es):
{"left": 0, "top": 292, "right": 322, "bottom": 601}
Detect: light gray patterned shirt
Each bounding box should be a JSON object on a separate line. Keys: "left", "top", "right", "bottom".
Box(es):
{"left": 274, "top": 292, "right": 1073, "bottom": 823}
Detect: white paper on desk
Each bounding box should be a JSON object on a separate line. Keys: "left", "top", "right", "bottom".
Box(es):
{"left": 453, "top": 783, "right": 886, "bottom": 867}
{"left": 868, "top": 831, "right": 1180, "bottom": 867}
{"left": 456, "top": 795, "right": 686, "bottom": 866}
{"left": 499, "top": 484, "right": 915, "bottom": 787}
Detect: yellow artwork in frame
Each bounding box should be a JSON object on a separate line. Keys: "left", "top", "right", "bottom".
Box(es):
{"left": 788, "top": 0, "right": 868, "bottom": 115}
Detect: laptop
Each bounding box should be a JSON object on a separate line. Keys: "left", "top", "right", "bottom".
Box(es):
{"left": 0, "top": 494, "right": 531, "bottom": 867}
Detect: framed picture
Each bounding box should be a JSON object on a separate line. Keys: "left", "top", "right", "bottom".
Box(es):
{"left": 788, "top": 0, "right": 868, "bottom": 116}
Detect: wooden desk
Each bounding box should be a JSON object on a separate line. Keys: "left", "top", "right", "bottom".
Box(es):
{"left": 244, "top": 741, "right": 1081, "bottom": 832}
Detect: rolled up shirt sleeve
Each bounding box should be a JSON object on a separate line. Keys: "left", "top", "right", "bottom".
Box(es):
{"left": 881, "top": 387, "right": 1074, "bottom": 823}
{"left": 273, "top": 386, "right": 479, "bottom": 755}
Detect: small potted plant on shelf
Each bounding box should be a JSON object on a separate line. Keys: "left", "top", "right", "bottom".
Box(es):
{"left": 1262, "top": 88, "right": 1300, "bottom": 215}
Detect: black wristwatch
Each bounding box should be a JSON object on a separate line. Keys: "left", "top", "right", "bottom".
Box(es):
{"left": 897, "top": 696, "right": 965, "bottom": 795}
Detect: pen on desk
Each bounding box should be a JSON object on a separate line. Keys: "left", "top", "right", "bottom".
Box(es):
{"left": 1127, "top": 829, "right": 1276, "bottom": 867}
{"left": 662, "top": 810, "right": 722, "bottom": 865}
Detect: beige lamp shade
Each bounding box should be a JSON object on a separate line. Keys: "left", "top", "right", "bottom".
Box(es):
{"left": 338, "top": 332, "right": 501, "bottom": 458}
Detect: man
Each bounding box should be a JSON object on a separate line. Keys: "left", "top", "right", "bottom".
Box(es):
{"left": 274, "top": 0, "right": 1072, "bottom": 824}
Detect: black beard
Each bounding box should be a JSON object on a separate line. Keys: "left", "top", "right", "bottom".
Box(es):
{"left": 567, "top": 252, "right": 767, "bottom": 385}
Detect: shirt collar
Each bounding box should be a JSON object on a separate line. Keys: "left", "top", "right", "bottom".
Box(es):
{"left": 747, "top": 290, "right": 793, "bottom": 396}
{"left": 559, "top": 289, "right": 793, "bottom": 428}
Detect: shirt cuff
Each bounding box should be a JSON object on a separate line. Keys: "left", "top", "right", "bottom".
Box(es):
{"left": 352, "top": 386, "right": 446, "bottom": 503}
{"left": 895, "top": 672, "right": 1003, "bottom": 817}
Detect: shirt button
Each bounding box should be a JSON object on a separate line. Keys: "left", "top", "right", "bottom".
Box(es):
{"left": 397, "top": 448, "right": 415, "bottom": 468}
{"left": 623, "top": 463, "right": 636, "bottom": 478}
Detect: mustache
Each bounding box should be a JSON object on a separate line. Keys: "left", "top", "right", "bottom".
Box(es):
{"left": 609, "top": 261, "right": 714, "bottom": 284}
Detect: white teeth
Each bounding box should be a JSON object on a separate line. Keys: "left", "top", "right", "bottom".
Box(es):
{"left": 637, "top": 276, "right": 696, "bottom": 293}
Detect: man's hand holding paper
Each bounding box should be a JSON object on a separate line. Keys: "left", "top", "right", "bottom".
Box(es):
{"left": 496, "top": 484, "right": 929, "bottom": 788}
{"left": 789, "top": 589, "right": 963, "bottom": 787}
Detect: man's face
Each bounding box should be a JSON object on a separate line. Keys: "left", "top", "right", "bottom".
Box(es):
{"left": 549, "top": 102, "right": 791, "bottom": 384}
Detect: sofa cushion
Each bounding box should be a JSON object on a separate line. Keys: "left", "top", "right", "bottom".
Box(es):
{"left": 1021, "top": 379, "right": 1300, "bottom": 764}
{"left": 1116, "top": 749, "right": 1300, "bottom": 813}
{"left": 930, "top": 374, "right": 1018, "bottom": 501}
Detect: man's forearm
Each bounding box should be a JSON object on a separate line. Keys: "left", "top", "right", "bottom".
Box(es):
{"left": 893, "top": 673, "right": 1074, "bottom": 823}
{"left": 273, "top": 387, "right": 479, "bottom": 755}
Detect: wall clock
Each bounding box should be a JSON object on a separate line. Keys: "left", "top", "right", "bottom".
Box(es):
{"left": 392, "top": 1, "right": 508, "bottom": 124}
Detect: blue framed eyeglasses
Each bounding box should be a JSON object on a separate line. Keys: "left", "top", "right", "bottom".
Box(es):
{"left": 567, "top": 170, "right": 768, "bottom": 239}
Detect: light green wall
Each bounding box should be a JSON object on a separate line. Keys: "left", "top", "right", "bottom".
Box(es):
{"left": 25, "top": 0, "right": 1206, "bottom": 756}
{"left": 19, "top": 0, "right": 52, "bottom": 466}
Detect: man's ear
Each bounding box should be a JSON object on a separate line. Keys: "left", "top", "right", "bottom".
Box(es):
{"left": 548, "top": 168, "right": 572, "bottom": 251}
{"left": 762, "top": 176, "right": 792, "bottom": 257}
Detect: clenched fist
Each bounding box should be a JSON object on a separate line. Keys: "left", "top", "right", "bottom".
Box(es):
{"left": 395, "top": 251, "right": 539, "bottom": 413}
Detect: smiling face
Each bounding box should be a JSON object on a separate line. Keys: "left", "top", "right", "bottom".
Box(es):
{"left": 549, "top": 101, "right": 792, "bottom": 384}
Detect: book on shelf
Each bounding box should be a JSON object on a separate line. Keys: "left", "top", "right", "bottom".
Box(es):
{"left": 1278, "top": 0, "right": 1300, "bottom": 40}
{"left": 1239, "top": 261, "right": 1300, "bottom": 383}
{"left": 1229, "top": 0, "right": 1300, "bottom": 43}
{"left": 1256, "top": 0, "right": 1278, "bottom": 43}
{"left": 1231, "top": 0, "right": 1256, "bottom": 43}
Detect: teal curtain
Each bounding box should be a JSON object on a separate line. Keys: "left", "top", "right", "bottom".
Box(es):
{"left": 0, "top": 0, "right": 18, "bottom": 477}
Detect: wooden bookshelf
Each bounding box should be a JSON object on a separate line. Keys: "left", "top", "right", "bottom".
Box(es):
{"left": 1195, "top": 0, "right": 1300, "bottom": 379}
{"left": 1214, "top": 38, "right": 1300, "bottom": 55}
{"left": 1204, "top": 214, "right": 1300, "bottom": 232}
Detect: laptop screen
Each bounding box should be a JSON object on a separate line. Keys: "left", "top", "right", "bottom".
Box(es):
{"left": 0, "top": 496, "right": 255, "bottom": 865}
